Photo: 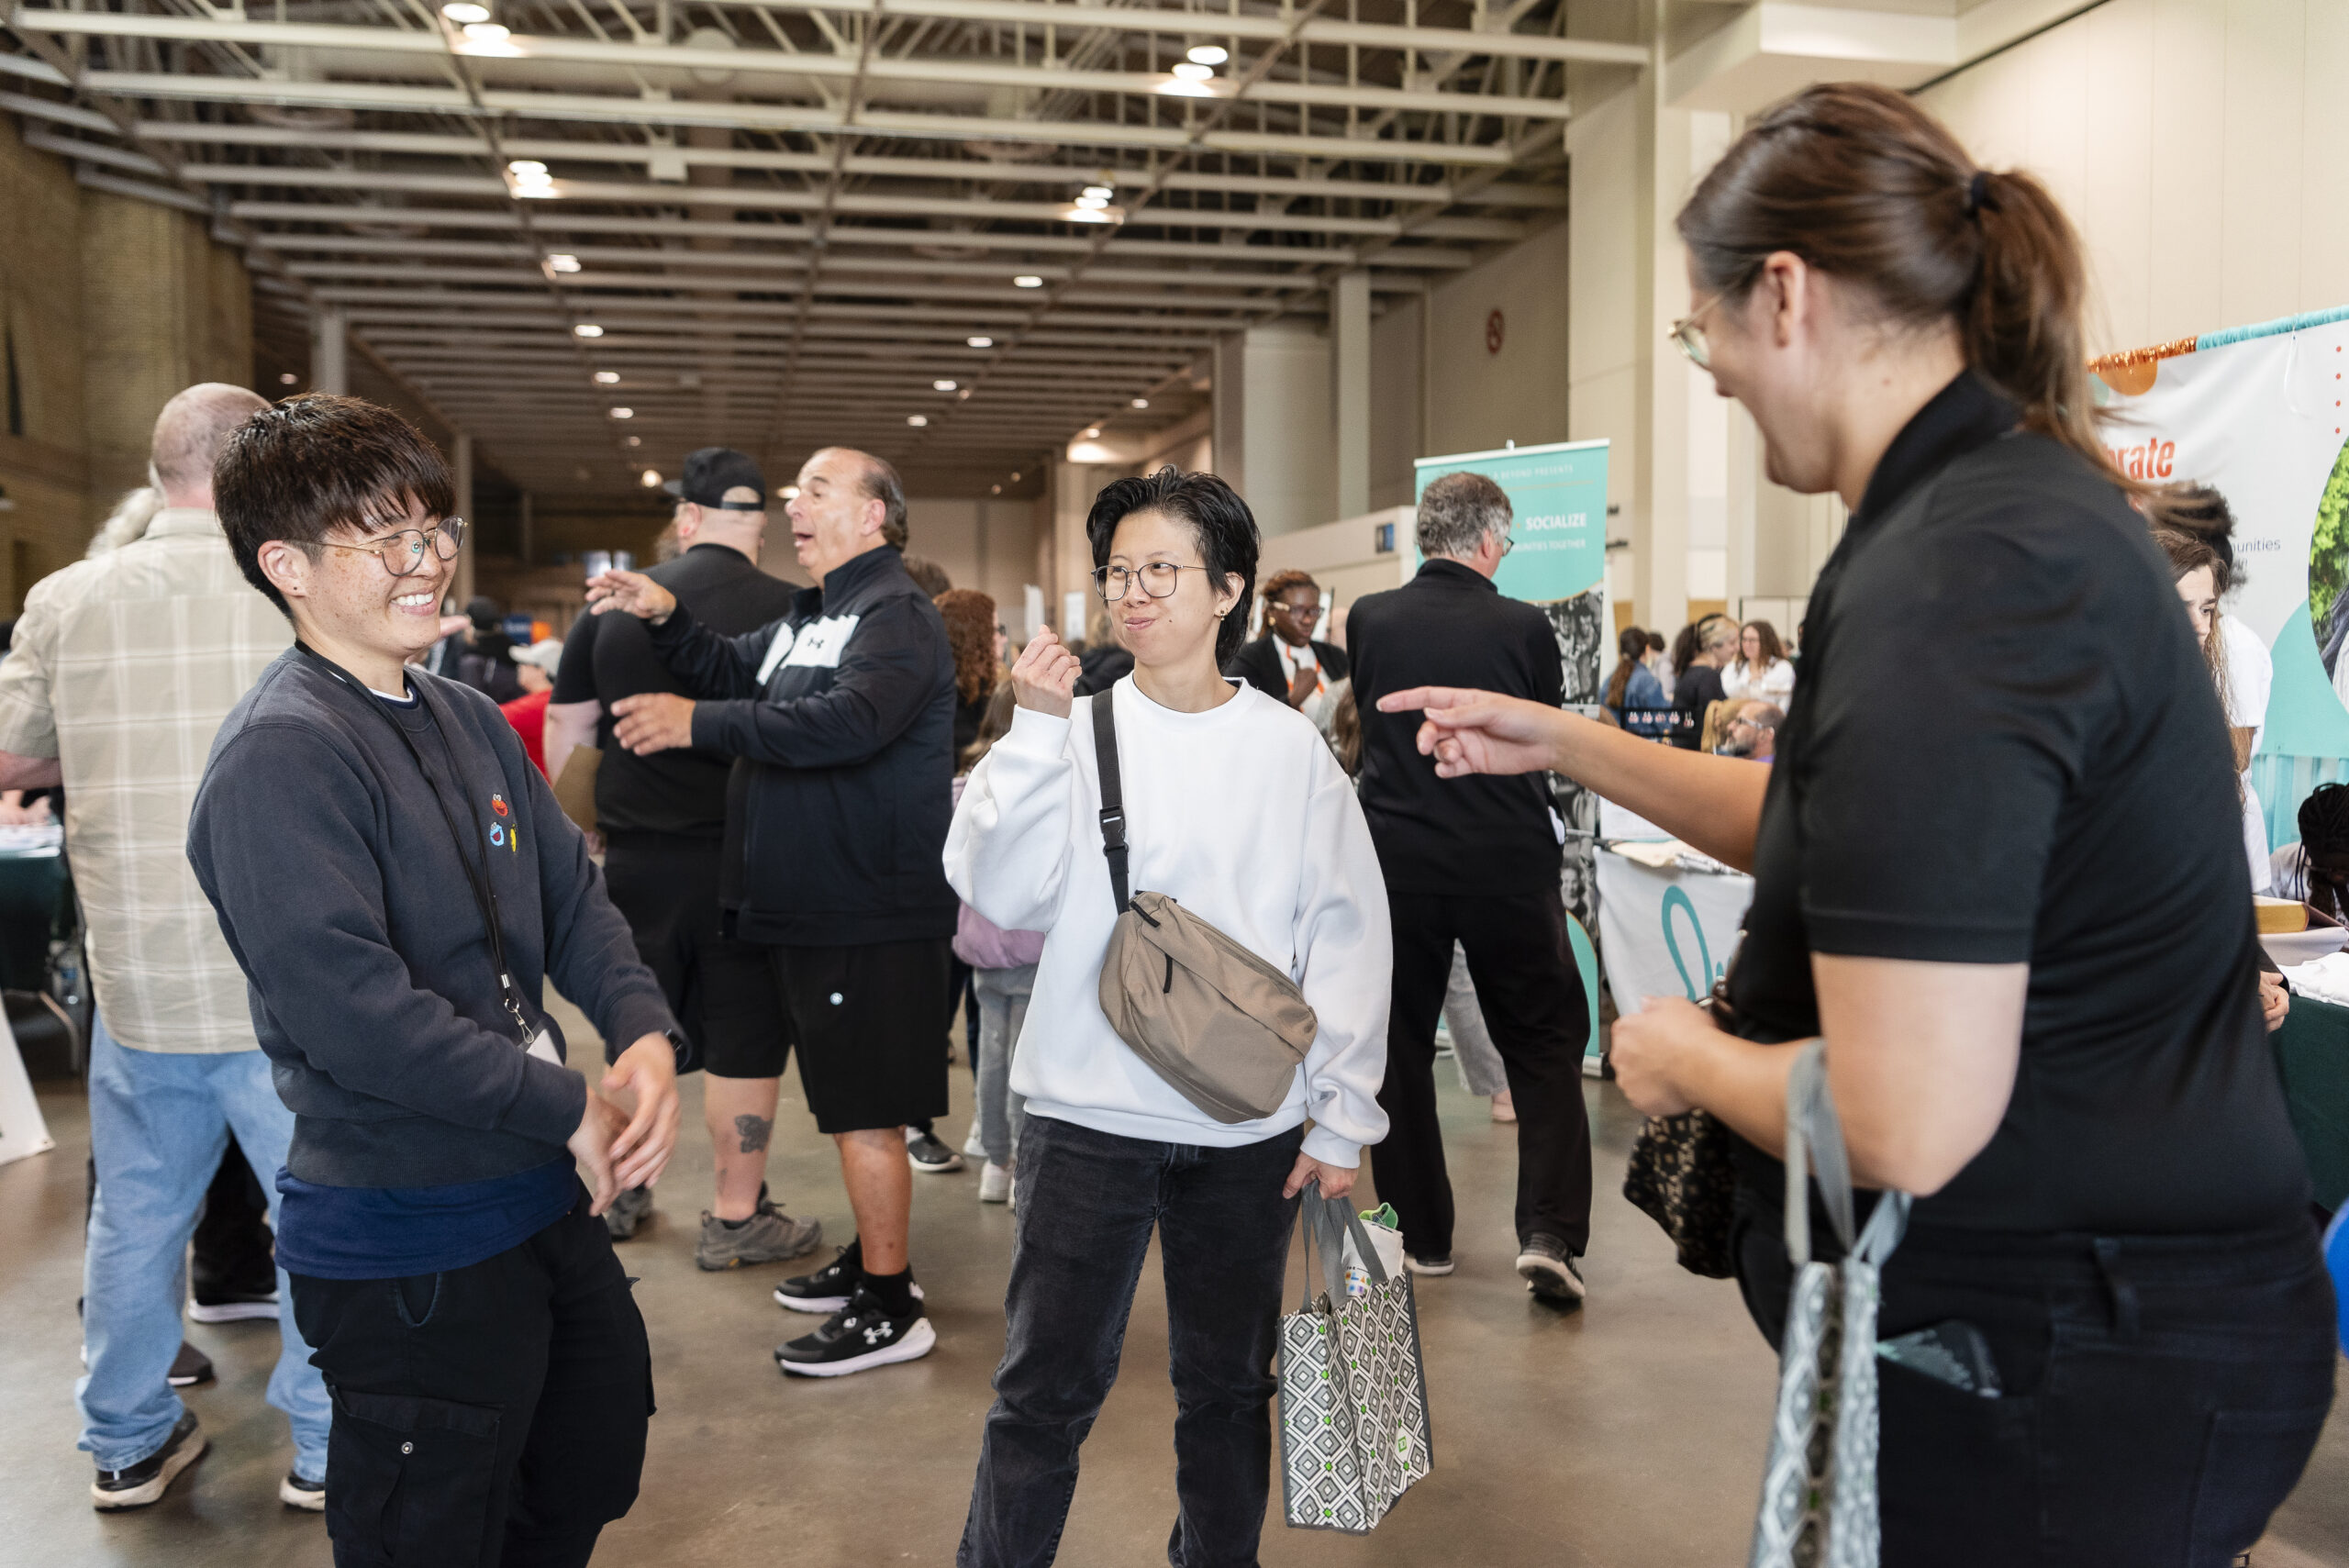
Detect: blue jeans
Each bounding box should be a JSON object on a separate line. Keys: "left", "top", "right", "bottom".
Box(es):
{"left": 974, "top": 965, "right": 1035, "bottom": 1168}
{"left": 958, "top": 1115, "right": 1305, "bottom": 1568}
{"left": 77, "top": 1018, "right": 330, "bottom": 1478}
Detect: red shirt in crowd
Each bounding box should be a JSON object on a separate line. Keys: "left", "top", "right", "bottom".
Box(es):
{"left": 500, "top": 688, "right": 551, "bottom": 777}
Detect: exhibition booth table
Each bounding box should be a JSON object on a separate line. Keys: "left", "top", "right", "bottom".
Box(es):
{"left": 1593, "top": 840, "right": 1753, "bottom": 1013}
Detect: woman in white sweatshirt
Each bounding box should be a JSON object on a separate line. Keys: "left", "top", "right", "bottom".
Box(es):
{"left": 945, "top": 468, "right": 1391, "bottom": 1568}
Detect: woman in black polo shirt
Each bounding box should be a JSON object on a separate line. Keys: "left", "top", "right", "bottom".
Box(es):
{"left": 1380, "top": 83, "right": 2332, "bottom": 1564}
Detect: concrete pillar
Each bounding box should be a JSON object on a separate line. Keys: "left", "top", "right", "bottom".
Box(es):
{"left": 451, "top": 430, "right": 474, "bottom": 606}
{"left": 311, "top": 306, "right": 348, "bottom": 396}
{"left": 1210, "top": 331, "right": 1246, "bottom": 495}
{"left": 1331, "top": 271, "right": 1372, "bottom": 519}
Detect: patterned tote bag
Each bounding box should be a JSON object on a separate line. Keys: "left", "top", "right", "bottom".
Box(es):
{"left": 1277, "top": 1189, "right": 1434, "bottom": 1533}
{"left": 1750, "top": 1040, "right": 1911, "bottom": 1568}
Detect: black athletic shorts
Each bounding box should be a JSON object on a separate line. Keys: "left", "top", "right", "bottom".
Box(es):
{"left": 601, "top": 832, "right": 790, "bottom": 1079}
{"left": 770, "top": 939, "right": 952, "bottom": 1135}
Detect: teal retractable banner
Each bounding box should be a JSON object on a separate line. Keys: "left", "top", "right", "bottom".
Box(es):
{"left": 1412, "top": 439, "right": 1609, "bottom": 606}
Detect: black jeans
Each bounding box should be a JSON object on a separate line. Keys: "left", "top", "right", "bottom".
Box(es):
{"left": 958, "top": 1115, "right": 1306, "bottom": 1568}
{"left": 289, "top": 1190, "right": 653, "bottom": 1568}
{"left": 1373, "top": 886, "right": 1593, "bottom": 1258}
{"left": 1735, "top": 1197, "right": 2338, "bottom": 1567}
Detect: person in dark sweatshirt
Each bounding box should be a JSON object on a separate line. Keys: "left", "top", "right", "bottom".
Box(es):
{"left": 185, "top": 394, "right": 684, "bottom": 1568}
{"left": 584, "top": 443, "right": 958, "bottom": 1378}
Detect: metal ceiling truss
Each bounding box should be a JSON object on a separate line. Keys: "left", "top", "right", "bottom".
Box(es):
{"left": 3, "top": 0, "right": 1626, "bottom": 499}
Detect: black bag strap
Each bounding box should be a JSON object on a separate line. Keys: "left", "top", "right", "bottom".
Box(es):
{"left": 1091, "top": 694, "right": 1130, "bottom": 915}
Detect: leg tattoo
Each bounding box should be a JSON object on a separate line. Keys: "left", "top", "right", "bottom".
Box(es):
{"left": 735, "top": 1115, "right": 774, "bottom": 1155}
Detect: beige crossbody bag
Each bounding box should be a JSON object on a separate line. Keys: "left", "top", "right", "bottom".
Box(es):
{"left": 1091, "top": 693, "right": 1319, "bottom": 1123}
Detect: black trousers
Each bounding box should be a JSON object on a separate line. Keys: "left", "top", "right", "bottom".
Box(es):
{"left": 1372, "top": 886, "right": 1593, "bottom": 1259}
{"left": 1736, "top": 1198, "right": 2338, "bottom": 1567}
{"left": 289, "top": 1191, "right": 653, "bottom": 1568}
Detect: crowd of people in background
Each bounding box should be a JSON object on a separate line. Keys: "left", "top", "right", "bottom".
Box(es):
{"left": 14, "top": 74, "right": 2344, "bottom": 1568}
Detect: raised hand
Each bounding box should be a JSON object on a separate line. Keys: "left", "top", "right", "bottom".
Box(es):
{"left": 1010, "top": 627, "right": 1083, "bottom": 717}
{"left": 584, "top": 569, "right": 678, "bottom": 624}
{"left": 1374, "top": 685, "right": 1566, "bottom": 779}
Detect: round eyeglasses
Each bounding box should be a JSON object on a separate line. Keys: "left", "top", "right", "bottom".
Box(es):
{"left": 1093, "top": 562, "right": 1212, "bottom": 602}
{"left": 322, "top": 517, "right": 467, "bottom": 579}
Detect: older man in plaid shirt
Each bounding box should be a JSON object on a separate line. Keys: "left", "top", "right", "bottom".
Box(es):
{"left": 0, "top": 384, "right": 329, "bottom": 1513}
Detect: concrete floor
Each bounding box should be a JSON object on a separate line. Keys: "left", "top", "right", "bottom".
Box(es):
{"left": 5, "top": 999, "right": 2347, "bottom": 1568}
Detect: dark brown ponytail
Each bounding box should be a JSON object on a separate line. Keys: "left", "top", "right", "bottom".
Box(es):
{"left": 1676, "top": 83, "right": 2110, "bottom": 480}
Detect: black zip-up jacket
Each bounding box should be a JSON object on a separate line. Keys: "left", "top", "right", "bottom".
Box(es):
{"left": 187, "top": 651, "right": 676, "bottom": 1189}
{"left": 650, "top": 542, "right": 960, "bottom": 946}
{"left": 1347, "top": 558, "right": 1565, "bottom": 896}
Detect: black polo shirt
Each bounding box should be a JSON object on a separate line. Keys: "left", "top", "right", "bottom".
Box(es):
{"left": 1728, "top": 372, "right": 2307, "bottom": 1238}
{"left": 551, "top": 543, "right": 801, "bottom": 838}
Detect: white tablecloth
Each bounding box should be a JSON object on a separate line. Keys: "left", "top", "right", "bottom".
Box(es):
{"left": 1595, "top": 845, "right": 1753, "bottom": 1010}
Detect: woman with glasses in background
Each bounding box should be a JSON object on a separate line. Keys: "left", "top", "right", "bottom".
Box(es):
{"left": 946, "top": 467, "right": 1390, "bottom": 1568}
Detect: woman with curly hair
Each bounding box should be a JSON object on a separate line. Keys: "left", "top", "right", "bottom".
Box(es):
{"left": 935, "top": 588, "right": 1005, "bottom": 755}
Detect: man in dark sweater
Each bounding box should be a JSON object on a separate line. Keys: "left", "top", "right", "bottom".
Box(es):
{"left": 187, "top": 395, "right": 685, "bottom": 1568}
{"left": 586, "top": 444, "right": 958, "bottom": 1378}
{"left": 548, "top": 446, "right": 819, "bottom": 1265}
{"left": 1346, "top": 471, "right": 1593, "bottom": 1302}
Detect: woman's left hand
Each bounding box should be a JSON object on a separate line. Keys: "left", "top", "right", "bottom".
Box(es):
{"left": 2260, "top": 972, "right": 2291, "bottom": 1033}
{"left": 1284, "top": 1152, "right": 1356, "bottom": 1201}
{"left": 1609, "top": 995, "right": 1721, "bottom": 1118}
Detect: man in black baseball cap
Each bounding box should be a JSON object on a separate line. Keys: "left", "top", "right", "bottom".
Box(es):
{"left": 547, "top": 447, "right": 817, "bottom": 1270}
{"left": 663, "top": 447, "right": 768, "bottom": 512}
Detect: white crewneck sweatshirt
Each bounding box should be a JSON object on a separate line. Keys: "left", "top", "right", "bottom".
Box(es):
{"left": 944, "top": 677, "right": 1391, "bottom": 1166}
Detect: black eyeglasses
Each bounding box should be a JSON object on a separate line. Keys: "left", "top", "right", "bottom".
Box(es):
{"left": 1274, "top": 600, "right": 1323, "bottom": 623}
{"left": 322, "top": 517, "right": 467, "bottom": 579}
{"left": 1094, "top": 562, "right": 1212, "bottom": 602}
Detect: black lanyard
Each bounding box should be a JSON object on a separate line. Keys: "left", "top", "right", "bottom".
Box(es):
{"left": 297, "top": 644, "right": 534, "bottom": 1048}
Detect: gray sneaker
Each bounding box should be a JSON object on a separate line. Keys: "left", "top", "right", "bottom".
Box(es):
{"left": 696, "top": 1202, "right": 823, "bottom": 1271}
{"left": 605, "top": 1184, "right": 655, "bottom": 1241}
{"left": 1515, "top": 1233, "right": 1586, "bottom": 1303}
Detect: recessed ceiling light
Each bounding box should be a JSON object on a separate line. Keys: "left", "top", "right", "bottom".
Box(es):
{"left": 967, "top": 335, "right": 993, "bottom": 348}
{"left": 1155, "top": 75, "right": 1215, "bottom": 97}
{"left": 1171, "top": 61, "right": 1215, "bottom": 82}
{"left": 1074, "top": 195, "right": 1109, "bottom": 210}
{"left": 573, "top": 323, "right": 603, "bottom": 338}
{"left": 594, "top": 371, "right": 619, "bottom": 384}
{"left": 1186, "top": 44, "right": 1228, "bottom": 65}
{"left": 507, "top": 160, "right": 545, "bottom": 177}
{"left": 1083, "top": 426, "right": 1101, "bottom": 439}
{"left": 1013, "top": 274, "right": 1043, "bottom": 288}
{"left": 933, "top": 379, "right": 957, "bottom": 392}
{"left": 277, "top": 372, "right": 298, "bottom": 385}
{"left": 441, "top": 2, "right": 490, "bottom": 20}
{"left": 1131, "top": 397, "right": 1149, "bottom": 408}
{"left": 625, "top": 435, "right": 640, "bottom": 447}
{"left": 640, "top": 468, "right": 662, "bottom": 487}
{"left": 462, "top": 21, "right": 511, "bottom": 42}
{"left": 544, "top": 252, "right": 581, "bottom": 272}
{"left": 907, "top": 415, "right": 930, "bottom": 427}
{"left": 958, "top": 388, "right": 972, "bottom": 400}
{"left": 1081, "top": 184, "right": 1114, "bottom": 202}
{"left": 782, "top": 485, "right": 800, "bottom": 499}
{"left": 991, "top": 484, "right": 1002, "bottom": 495}
{"left": 609, "top": 406, "right": 634, "bottom": 419}
{"left": 1009, "top": 471, "right": 1020, "bottom": 482}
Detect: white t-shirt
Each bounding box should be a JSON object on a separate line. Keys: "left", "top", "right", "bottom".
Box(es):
{"left": 2221, "top": 615, "right": 2273, "bottom": 894}
{"left": 944, "top": 678, "right": 1392, "bottom": 1165}
{"left": 1720, "top": 656, "right": 1795, "bottom": 706}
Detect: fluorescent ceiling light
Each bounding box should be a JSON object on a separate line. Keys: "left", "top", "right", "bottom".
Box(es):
{"left": 907, "top": 415, "right": 930, "bottom": 427}
{"left": 782, "top": 486, "right": 800, "bottom": 499}
{"left": 966, "top": 336, "right": 993, "bottom": 348}
{"left": 573, "top": 323, "right": 603, "bottom": 338}
{"left": 462, "top": 21, "right": 511, "bottom": 42}
{"left": 440, "top": 2, "right": 490, "bottom": 21}
{"left": 933, "top": 379, "right": 957, "bottom": 391}
{"left": 543, "top": 252, "right": 580, "bottom": 272}
{"left": 1012, "top": 274, "right": 1043, "bottom": 288}
{"left": 1131, "top": 397, "right": 1149, "bottom": 408}
{"left": 1171, "top": 61, "right": 1215, "bottom": 82}
{"left": 640, "top": 469, "right": 662, "bottom": 487}
{"left": 1083, "top": 426, "right": 1101, "bottom": 438}
{"left": 594, "top": 371, "right": 619, "bottom": 384}
{"left": 1186, "top": 44, "right": 1229, "bottom": 65}
{"left": 1081, "top": 184, "right": 1115, "bottom": 201}
{"left": 507, "top": 160, "right": 546, "bottom": 177}
{"left": 608, "top": 406, "right": 634, "bottom": 419}
{"left": 1074, "top": 195, "right": 1109, "bottom": 210}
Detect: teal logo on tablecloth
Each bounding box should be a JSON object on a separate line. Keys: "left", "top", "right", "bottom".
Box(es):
{"left": 1662, "top": 885, "right": 1720, "bottom": 1002}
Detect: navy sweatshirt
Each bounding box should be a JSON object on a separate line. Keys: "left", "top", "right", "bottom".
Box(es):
{"left": 650, "top": 542, "right": 960, "bottom": 947}
{"left": 187, "top": 649, "right": 677, "bottom": 1192}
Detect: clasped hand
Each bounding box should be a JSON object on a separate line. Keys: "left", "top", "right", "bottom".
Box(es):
{"left": 568, "top": 1033, "right": 683, "bottom": 1215}
{"left": 1010, "top": 627, "right": 1082, "bottom": 717}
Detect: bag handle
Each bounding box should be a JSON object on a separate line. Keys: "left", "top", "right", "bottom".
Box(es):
{"left": 1296, "top": 1186, "right": 1390, "bottom": 1312}
{"left": 1782, "top": 1039, "right": 1910, "bottom": 1269}
{"left": 1090, "top": 695, "right": 1131, "bottom": 916}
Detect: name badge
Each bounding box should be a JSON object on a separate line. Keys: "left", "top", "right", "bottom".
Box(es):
{"left": 526, "top": 1026, "right": 561, "bottom": 1064}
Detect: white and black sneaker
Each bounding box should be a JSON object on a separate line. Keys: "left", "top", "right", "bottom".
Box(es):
{"left": 774, "top": 1286, "right": 936, "bottom": 1378}
{"left": 774, "top": 1246, "right": 924, "bottom": 1315}
{"left": 92, "top": 1410, "right": 206, "bottom": 1510}
{"left": 1516, "top": 1232, "right": 1586, "bottom": 1303}
{"left": 279, "top": 1471, "right": 326, "bottom": 1512}
{"left": 905, "top": 1127, "right": 965, "bottom": 1174}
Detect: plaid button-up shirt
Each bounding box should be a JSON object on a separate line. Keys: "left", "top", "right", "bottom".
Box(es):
{"left": 0, "top": 509, "right": 291, "bottom": 1052}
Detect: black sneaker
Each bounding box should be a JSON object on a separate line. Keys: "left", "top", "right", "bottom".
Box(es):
{"left": 774, "top": 1286, "right": 937, "bottom": 1378}
{"left": 1516, "top": 1233, "right": 1586, "bottom": 1302}
{"left": 774, "top": 1247, "right": 925, "bottom": 1315}
{"left": 279, "top": 1471, "right": 326, "bottom": 1512}
{"left": 166, "top": 1341, "right": 214, "bottom": 1388}
{"left": 92, "top": 1410, "right": 206, "bottom": 1510}
{"left": 905, "top": 1127, "right": 965, "bottom": 1174}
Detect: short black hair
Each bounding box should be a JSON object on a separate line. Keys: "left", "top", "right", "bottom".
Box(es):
{"left": 1084, "top": 466, "right": 1258, "bottom": 665}
{"left": 214, "top": 395, "right": 455, "bottom": 617}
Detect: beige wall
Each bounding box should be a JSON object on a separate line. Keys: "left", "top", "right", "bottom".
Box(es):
{"left": 902, "top": 496, "right": 1043, "bottom": 622}
{"left": 1919, "top": 0, "right": 2349, "bottom": 356}
{"left": 1427, "top": 218, "right": 1572, "bottom": 462}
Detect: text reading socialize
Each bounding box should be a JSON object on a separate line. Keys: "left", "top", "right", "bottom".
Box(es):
{"left": 1515, "top": 513, "right": 1590, "bottom": 535}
